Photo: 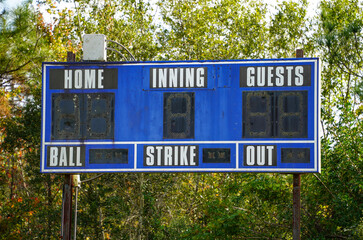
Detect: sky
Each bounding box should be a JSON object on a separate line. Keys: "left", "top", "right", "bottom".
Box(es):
{"left": 3, "top": 0, "right": 321, "bottom": 9}
{"left": 3, "top": 0, "right": 26, "bottom": 9}
{"left": 2, "top": 0, "right": 321, "bottom": 20}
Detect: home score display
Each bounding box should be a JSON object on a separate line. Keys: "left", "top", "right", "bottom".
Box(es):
{"left": 41, "top": 58, "right": 320, "bottom": 173}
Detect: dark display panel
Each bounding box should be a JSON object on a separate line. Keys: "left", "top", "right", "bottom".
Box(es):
{"left": 163, "top": 92, "right": 195, "bottom": 139}
{"left": 281, "top": 148, "right": 310, "bottom": 163}
{"left": 52, "top": 93, "right": 81, "bottom": 140}
{"left": 203, "top": 148, "right": 231, "bottom": 163}
{"left": 52, "top": 93, "right": 114, "bottom": 140}
{"left": 89, "top": 149, "right": 128, "bottom": 164}
{"left": 243, "top": 91, "right": 307, "bottom": 138}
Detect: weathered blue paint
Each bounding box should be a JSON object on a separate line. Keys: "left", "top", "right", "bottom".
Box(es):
{"left": 41, "top": 58, "right": 320, "bottom": 173}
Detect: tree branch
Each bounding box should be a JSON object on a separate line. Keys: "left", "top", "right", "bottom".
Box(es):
{"left": 1, "top": 60, "right": 32, "bottom": 75}
{"left": 313, "top": 173, "right": 335, "bottom": 199}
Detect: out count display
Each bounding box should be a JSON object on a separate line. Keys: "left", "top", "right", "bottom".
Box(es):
{"left": 41, "top": 58, "right": 320, "bottom": 173}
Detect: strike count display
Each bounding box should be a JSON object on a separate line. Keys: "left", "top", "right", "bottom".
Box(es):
{"left": 41, "top": 58, "right": 320, "bottom": 173}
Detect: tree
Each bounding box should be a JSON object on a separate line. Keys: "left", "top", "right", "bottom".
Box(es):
{"left": 1, "top": 0, "right": 362, "bottom": 239}
{"left": 301, "top": 0, "right": 363, "bottom": 238}
{"left": 0, "top": 1, "right": 64, "bottom": 239}
{"left": 157, "top": 0, "right": 269, "bottom": 60}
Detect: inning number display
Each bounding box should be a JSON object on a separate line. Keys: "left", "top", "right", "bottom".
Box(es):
{"left": 41, "top": 59, "right": 320, "bottom": 173}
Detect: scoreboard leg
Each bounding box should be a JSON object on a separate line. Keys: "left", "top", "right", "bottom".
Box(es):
{"left": 292, "top": 49, "right": 303, "bottom": 240}
{"left": 61, "top": 174, "right": 73, "bottom": 240}
{"left": 293, "top": 173, "right": 301, "bottom": 240}
{"left": 61, "top": 51, "right": 76, "bottom": 240}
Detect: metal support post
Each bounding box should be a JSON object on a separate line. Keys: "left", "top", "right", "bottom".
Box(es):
{"left": 292, "top": 48, "right": 303, "bottom": 240}
{"left": 61, "top": 51, "right": 76, "bottom": 240}
{"left": 293, "top": 173, "right": 301, "bottom": 240}
{"left": 61, "top": 174, "right": 73, "bottom": 240}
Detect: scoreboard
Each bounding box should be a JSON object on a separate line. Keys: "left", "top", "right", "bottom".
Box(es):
{"left": 41, "top": 58, "right": 320, "bottom": 173}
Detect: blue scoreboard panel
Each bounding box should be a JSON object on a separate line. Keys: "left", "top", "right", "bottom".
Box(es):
{"left": 41, "top": 59, "right": 320, "bottom": 173}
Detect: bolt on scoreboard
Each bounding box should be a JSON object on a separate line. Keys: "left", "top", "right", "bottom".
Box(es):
{"left": 41, "top": 58, "right": 320, "bottom": 173}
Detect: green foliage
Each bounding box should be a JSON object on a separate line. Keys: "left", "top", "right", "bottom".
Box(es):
{"left": 157, "top": 0, "right": 270, "bottom": 60}
{"left": 305, "top": 0, "right": 363, "bottom": 238}
{"left": 0, "top": 2, "right": 63, "bottom": 239}
{"left": 269, "top": 0, "right": 312, "bottom": 58}
{"left": 43, "top": 0, "right": 160, "bottom": 61}
{"left": 0, "top": 0, "right": 362, "bottom": 239}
